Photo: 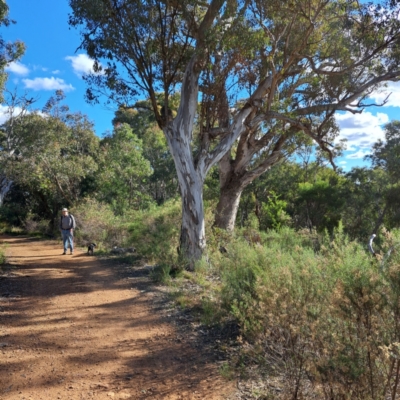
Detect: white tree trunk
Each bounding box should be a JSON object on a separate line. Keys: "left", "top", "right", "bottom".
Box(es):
{"left": 0, "top": 176, "right": 12, "bottom": 207}
{"left": 165, "top": 125, "right": 206, "bottom": 270}
{"left": 179, "top": 177, "right": 205, "bottom": 267}
{"left": 163, "top": 56, "right": 207, "bottom": 269}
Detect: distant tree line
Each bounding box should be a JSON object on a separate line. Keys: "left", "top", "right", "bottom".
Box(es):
{"left": 1, "top": 88, "right": 400, "bottom": 246}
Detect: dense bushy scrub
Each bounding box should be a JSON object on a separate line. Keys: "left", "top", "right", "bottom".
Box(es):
{"left": 72, "top": 198, "right": 181, "bottom": 267}
{"left": 23, "top": 214, "right": 55, "bottom": 237}
{"left": 201, "top": 227, "right": 400, "bottom": 399}
{"left": 127, "top": 199, "right": 181, "bottom": 268}
{"left": 71, "top": 198, "right": 130, "bottom": 250}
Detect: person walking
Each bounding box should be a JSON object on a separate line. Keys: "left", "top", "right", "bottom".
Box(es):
{"left": 60, "top": 208, "right": 76, "bottom": 255}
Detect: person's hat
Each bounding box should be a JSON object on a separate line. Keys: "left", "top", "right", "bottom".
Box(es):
{"left": 62, "top": 208, "right": 68, "bottom": 212}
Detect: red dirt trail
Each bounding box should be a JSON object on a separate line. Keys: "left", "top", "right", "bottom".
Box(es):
{"left": 0, "top": 236, "right": 235, "bottom": 400}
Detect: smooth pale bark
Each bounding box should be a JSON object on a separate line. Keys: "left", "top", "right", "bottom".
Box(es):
{"left": 168, "top": 109, "right": 253, "bottom": 266}
{"left": 165, "top": 123, "right": 206, "bottom": 269}
{"left": 0, "top": 176, "right": 12, "bottom": 206}
{"left": 179, "top": 176, "right": 205, "bottom": 265}
{"left": 163, "top": 57, "right": 207, "bottom": 269}
{"left": 68, "top": 0, "right": 400, "bottom": 268}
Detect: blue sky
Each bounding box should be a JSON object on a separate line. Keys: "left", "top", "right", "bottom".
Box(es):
{"left": 2, "top": 0, "right": 400, "bottom": 170}
{"left": 2, "top": 0, "right": 116, "bottom": 136}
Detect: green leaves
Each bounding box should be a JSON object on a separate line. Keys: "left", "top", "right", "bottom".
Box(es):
{"left": 0, "top": 1, "right": 25, "bottom": 102}
{"left": 368, "top": 121, "right": 400, "bottom": 181}
{"left": 0, "top": 92, "right": 100, "bottom": 219}
{"left": 112, "top": 99, "right": 178, "bottom": 204}
{"left": 97, "top": 123, "right": 153, "bottom": 214}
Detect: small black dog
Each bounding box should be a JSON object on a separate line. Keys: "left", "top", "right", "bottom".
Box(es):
{"left": 87, "top": 243, "right": 97, "bottom": 255}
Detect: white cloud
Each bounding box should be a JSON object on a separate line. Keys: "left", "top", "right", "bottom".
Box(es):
{"left": 6, "top": 61, "right": 29, "bottom": 76}
{"left": 52, "top": 70, "right": 60, "bottom": 74}
{"left": 65, "top": 53, "right": 103, "bottom": 77}
{"left": 0, "top": 104, "right": 14, "bottom": 124}
{"left": 22, "top": 77, "right": 75, "bottom": 92}
{"left": 336, "top": 111, "right": 388, "bottom": 148}
{"left": 33, "top": 65, "right": 48, "bottom": 72}
{"left": 0, "top": 106, "right": 47, "bottom": 125}
{"left": 346, "top": 149, "right": 372, "bottom": 160}
{"left": 369, "top": 82, "right": 400, "bottom": 107}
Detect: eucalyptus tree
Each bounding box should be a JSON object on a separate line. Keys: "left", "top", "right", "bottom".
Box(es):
{"left": 0, "top": 90, "right": 36, "bottom": 205}
{"left": 361, "top": 121, "right": 400, "bottom": 233}
{"left": 368, "top": 121, "right": 400, "bottom": 182}
{"left": 0, "top": 0, "right": 26, "bottom": 204}
{"left": 97, "top": 123, "right": 153, "bottom": 215}
{"left": 113, "top": 99, "right": 178, "bottom": 204}
{"left": 237, "top": 159, "right": 346, "bottom": 233}
{"left": 294, "top": 172, "right": 347, "bottom": 233}
{"left": 341, "top": 167, "right": 391, "bottom": 239}
{"left": 69, "top": 0, "right": 400, "bottom": 266}
{"left": 2, "top": 92, "right": 99, "bottom": 223}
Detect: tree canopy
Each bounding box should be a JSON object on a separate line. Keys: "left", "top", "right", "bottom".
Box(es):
{"left": 0, "top": 0, "right": 25, "bottom": 101}
{"left": 0, "top": 91, "right": 99, "bottom": 224}
{"left": 97, "top": 123, "right": 153, "bottom": 215}
{"left": 69, "top": 0, "right": 400, "bottom": 265}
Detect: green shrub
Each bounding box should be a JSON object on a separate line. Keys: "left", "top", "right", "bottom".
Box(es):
{"left": 71, "top": 198, "right": 181, "bottom": 267}
{"left": 0, "top": 202, "right": 28, "bottom": 227}
{"left": 128, "top": 199, "right": 181, "bottom": 267}
{"left": 24, "top": 214, "right": 53, "bottom": 237}
{"left": 72, "top": 198, "right": 129, "bottom": 249}
{"left": 150, "top": 263, "right": 173, "bottom": 283}
{"left": 204, "top": 227, "right": 400, "bottom": 399}
{"left": 258, "top": 191, "right": 291, "bottom": 230}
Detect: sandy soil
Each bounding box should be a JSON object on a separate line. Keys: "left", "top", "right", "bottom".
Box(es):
{"left": 0, "top": 236, "right": 236, "bottom": 400}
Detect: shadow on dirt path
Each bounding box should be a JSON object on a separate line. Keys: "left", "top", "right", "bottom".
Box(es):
{"left": 0, "top": 236, "right": 236, "bottom": 400}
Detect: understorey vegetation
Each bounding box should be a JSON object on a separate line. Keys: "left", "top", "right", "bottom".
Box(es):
{"left": 135, "top": 208, "right": 400, "bottom": 399}
{"left": 66, "top": 199, "right": 400, "bottom": 399}
{"left": 203, "top": 226, "right": 400, "bottom": 399}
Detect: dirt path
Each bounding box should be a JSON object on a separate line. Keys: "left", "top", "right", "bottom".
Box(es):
{"left": 0, "top": 236, "right": 236, "bottom": 400}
